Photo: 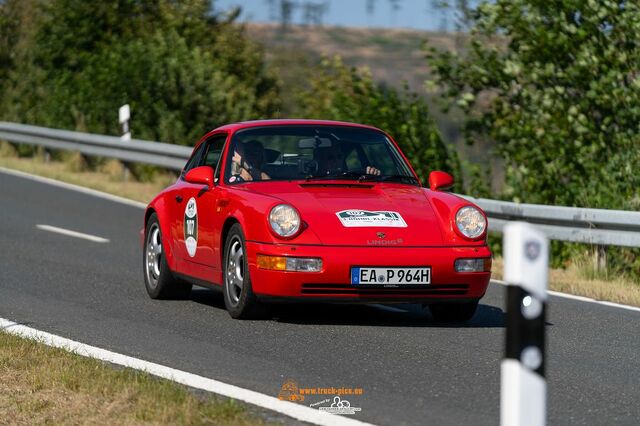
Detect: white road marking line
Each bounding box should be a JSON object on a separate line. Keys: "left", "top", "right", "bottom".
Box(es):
{"left": 0, "top": 317, "right": 374, "bottom": 426}
{"left": 547, "top": 290, "right": 598, "bottom": 303}
{"left": 491, "top": 279, "right": 640, "bottom": 313}
{"left": 592, "top": 300, "right": 640, "bottom": 313}
{"left": 36, "top": 224, "right": 110, "bottom": 243}
{"left": 0, "top": 166, "right": 147, "bottom": 209}
{"left": 2, "top": 167, "right": 639, "bottom": 315}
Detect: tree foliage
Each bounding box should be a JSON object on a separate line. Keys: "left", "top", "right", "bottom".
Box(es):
{"left": 299, "top": 57, "right": 461, "bottom": 187}
{"left": 427, "top": 0, "right": 640, "bottom": 209}
{"left": 0, "top": 0, "right": 280, "bottom": 144}
{"left": 0, "top": 1, "right": 462, "bottom": 190}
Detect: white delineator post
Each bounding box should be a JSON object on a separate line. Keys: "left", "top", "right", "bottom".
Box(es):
{"left": 119, "top": 104, "right": 131, "bottom": 141}
{"left": 501, "top": 222, "right": 549, "bottom": 426}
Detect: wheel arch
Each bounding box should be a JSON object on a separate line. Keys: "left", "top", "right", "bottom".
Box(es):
{"left": 220, "top": 216, "right": 241, "bottom": 265}
{"left": 144, "top": 200, "right": 178, "bottom": 271}
{"left": 144, "top": 207, "right": 156, "bottom": 227}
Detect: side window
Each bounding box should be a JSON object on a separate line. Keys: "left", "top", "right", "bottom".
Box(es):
{"left": 202, "top": 134, "right": 228, "bottom": 182}
{"left": 181, "top": 143, "right": 207, "bottom": 178}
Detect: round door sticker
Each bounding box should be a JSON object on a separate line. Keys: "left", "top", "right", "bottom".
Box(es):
{"left": 184, "top": 197, "right": 198, "bottom": 257}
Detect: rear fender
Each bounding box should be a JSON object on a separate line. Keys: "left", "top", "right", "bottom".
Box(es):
{"left": 145, "top": 196, "right": 179, "bottom": 271}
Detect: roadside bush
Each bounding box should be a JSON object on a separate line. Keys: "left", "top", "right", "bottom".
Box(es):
{"left": 427, "top": 0, "right": 640, "bottom": 279}
{"left": 0, "top": 0, "right": 281, "bottom": 145}
{"left": 299, "top": 57, "right": 462, "bottom": 189}
{"left": 427, "top": 0, "right": 640, "bottom": 210}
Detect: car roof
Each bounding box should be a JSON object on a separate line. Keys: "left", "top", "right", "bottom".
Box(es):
{"left": 210, "top": 119, "right": 383, "bottom": 133}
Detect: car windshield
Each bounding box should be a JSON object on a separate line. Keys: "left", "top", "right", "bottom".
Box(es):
{"left": 224, "top": 125, "right": 418, "bottom": 185}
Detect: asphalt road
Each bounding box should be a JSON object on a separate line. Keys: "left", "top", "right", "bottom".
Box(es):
{"left": 1, "top": 169, "right": 639, "bottom": 425}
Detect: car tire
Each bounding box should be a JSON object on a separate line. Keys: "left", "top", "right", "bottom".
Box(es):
{"left": 143, "top": 213, "right": 192, "bottom": 299}
{"left": 428, "top": 300, "right": 479, "bottom": 322}
{"left": 223, "top": 223, "right": 267, "bottom": 319}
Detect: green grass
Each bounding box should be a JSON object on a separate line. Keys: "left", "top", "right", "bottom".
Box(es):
{"left": 492, "top": 256, "right": 640, "bottom": 307}
{"left": 0, "top": 331, "right": 269, "bottom": 425}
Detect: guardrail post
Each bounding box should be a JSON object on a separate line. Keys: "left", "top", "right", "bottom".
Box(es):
{"left": 594, "top": 244, "right": 607, "bottom": 275}
{"left": 122, "top": 161, "right": 133, "bottom": 182}
{"left": 119, "top": 104, "right": 131, "bottom": 142}
{"left": 501, "top": 222, "right": 549, "bottom": 426}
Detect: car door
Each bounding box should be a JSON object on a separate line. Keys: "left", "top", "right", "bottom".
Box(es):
{"left": 172, "top": 133, "right": 228, "bottom": 283}
{"left": 170, "top": 140, "right": 207, "bottom": 260}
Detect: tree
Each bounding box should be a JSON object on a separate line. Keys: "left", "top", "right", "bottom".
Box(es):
{"left": 427, "top": 0, "right": 640, "bottom": 210}
{"left": 300, "top": 57, "right": 461, "bottom": 187}
{"left": 0, "top": 0, "right": 281, "bottom": 144}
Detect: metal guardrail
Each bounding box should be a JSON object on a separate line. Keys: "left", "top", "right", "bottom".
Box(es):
{"left": 1, "top": 121, "right": 639, "bottom": 247}
{"left": 464, "top": 196, "right": 640, "bottom": 248}
{"left": 0, "top": 122, "right": 191, "bottom": 171}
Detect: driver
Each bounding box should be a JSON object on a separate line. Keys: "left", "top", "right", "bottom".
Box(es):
{"left": 315, "top": 143, "right": 381, "bottom": 176}
{"left": 230, "top": 140, "right": 270, "bottom": 182}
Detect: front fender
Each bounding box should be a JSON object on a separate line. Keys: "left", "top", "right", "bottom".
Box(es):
{"left": 221, "top": 186, "right": 323, "bottom": 245}
{"left": 424, "top": 189, "right": 488, "bottom": 246}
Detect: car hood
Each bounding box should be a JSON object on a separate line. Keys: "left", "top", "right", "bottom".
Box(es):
{"left": 250, "top": 181, "right": 446, "bottom": 246}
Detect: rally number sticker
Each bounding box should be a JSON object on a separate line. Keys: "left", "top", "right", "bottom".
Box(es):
{"left": 336, "top": 210, "right": 407, "bottom": 228}
{"left": 184, "top": 197, "right": 198, "bottom": 257}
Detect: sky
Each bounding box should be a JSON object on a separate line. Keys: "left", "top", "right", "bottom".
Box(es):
{"left": 212, "top": 0, "right": 455, "bottom": 31}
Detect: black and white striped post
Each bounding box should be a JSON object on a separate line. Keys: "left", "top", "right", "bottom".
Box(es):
{"left": 119, "top": 104, "right": 131, "bottom": 142}
{"left": 118, "top": 104, "right": 132, "bottom": 180}
{"left": 501, "top": 222, "right": 549, "bottom": 426}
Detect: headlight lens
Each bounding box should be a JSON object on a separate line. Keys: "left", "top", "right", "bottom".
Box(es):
{"left": 455, "top": 206, "right": 486, "bottom": 239}
{"left": 269, "top": 204, "right": 301, "bottom": 237}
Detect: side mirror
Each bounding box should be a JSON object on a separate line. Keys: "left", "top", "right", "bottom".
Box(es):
{"left": 428, "top": 171, "right": 454, "bottom": 191}
{"left": 184, "top": 166, "right": 214, "bottom": 189}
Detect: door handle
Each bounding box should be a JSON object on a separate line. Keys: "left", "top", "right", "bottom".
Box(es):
{"left": 175, "top": 195, "right": 183, "bottom": 203}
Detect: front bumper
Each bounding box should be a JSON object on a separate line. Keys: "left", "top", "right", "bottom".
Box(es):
{"left": 246, "top": 242, "right": 491, "bottom": 303}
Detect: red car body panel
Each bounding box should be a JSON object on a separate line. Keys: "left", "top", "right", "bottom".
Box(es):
{"left": 144, "top": 119, "right": 491, "bottom": 302}
{"left": 245, "top": 242, "right": 491, "bottom": 301}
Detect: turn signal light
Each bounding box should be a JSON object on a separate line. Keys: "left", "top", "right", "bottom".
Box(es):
{"left": 256, "top": 255, "right": 322, "bottom": 272}
{"left": 455, "top": 257, "right": 492, "bottom": 273}
{"left": 257, "top": 254, "right": 287, "bottom": 271}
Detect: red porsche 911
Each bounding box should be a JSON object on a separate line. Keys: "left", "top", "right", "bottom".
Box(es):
{"left": 142, "top": 120, "right": 491, "bottom": 321}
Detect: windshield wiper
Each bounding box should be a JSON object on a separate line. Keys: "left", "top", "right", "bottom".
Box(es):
{"left": 305, "top": 171, "right": 368, "bottom": 182}
{"left": 376, "top": 174, "right": 420, "bottom": 185}
{"left": 305, "top": 172, "right": 419, "bottom": 185}
{"left": 333, "top": 173, "right": 420, "bottom": 184}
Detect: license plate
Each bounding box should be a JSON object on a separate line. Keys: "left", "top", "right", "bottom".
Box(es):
{"left": 351, "top": 267, "right": 431, "bottom": 285}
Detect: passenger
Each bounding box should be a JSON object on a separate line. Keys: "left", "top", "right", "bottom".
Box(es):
{"left": 230, "top": 140, "right": 270, "bottom": 182}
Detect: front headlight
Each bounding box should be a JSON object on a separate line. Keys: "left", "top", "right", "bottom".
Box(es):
{"left": 269, "top": 204, "right": 301, "bottom": 237}
{"left": 455, "top": 206, "right": 486, "bottom": 239}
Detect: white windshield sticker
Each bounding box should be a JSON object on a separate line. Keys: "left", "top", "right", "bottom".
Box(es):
{"left": 336, "top": 210, "right": 408, "bottom": 228}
